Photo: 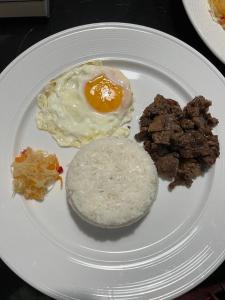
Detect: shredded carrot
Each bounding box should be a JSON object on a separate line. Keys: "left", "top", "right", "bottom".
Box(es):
{"left": 11, "top": 147, "right": 63, "bottom": 200}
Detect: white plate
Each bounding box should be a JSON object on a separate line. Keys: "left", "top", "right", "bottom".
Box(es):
{"left": 0, "top": 23, "right": 225, "bottom": 300}
{"left": 183, "top": 0, "right": 225, "bottom": 64}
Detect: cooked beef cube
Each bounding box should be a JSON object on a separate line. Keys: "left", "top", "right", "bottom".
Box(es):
{"left": 169, "top": 169, "right": 193, "bottom": 190}
{"left": 167, "top": 119, "right": 182, "bottom": 132}
{"left": 207, "top": 135, "right": 220, "bottom": 158}
{"left": 135, "top": 130, "right": 149, "bottom": 142}
{"left": 149, "top": 151, "right": 161, "bottom": 162}
{"left": 148, "top": 115, "right": 166, "bottom": 132}
{"left": 145, "top": 143, "right": 170, "bottom": 162}
{"left": 170, "top": 134, "right": 184, "bottom": 146}
{"left": 208, "top": 135, "right": 220, "bottom": 152}
{"left": 192, "top": 116, "right": 207, "bottom": 130}
{"left": 206, "top": 114, "right": 219, "bottom": 128}
{"left": 175, "top": 131, "right": 211, "bottom": 158}
{"left": 152, "top": 144, "right": 170, "bottom": 157}
{"left": 191, "top": 116, "right": 213, "bottom": 135}
{"left": 144, "top": 94, "right": 183, "bottom": 119}
{"left": 169, "top": 160, "right": 201, "bottom": 190}
{"left": 184, "top": 96, "right": 211, "bottom": 117}
{"left": 179, "top": 159, "right": 202, "bottom": 178}
{"left": 156, "top": 154, "right": 179, "bottom": 180}
{"left": 152, "top": 131, "right": 170, "bottom": 144}
{"left": 154, "top": 94, "right": 183, "bottom": 117}
{"left": 174, "top": 132, "right": 194, "bottom": 147}
{"left": 143, "top": 140, "right": 152, "bottom": 154}
{"left": 140, "top": 116, "right": 151, "bottom": 128}
{"left": 180, "top": 119, "right": 195, "bottom": 130}
{"left": 200, "top": 155, "right": 217, "bottom": 167}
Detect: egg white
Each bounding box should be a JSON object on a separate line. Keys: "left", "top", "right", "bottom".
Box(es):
{"left": 36, "top": 61, "right": 134, "bottom": 147}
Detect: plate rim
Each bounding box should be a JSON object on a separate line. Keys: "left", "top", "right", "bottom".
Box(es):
{"left": 1, "top": 21, "right": 225, "bottom": 83}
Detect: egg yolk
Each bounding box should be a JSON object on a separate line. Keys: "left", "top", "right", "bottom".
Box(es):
{"left": 85, "top": 74, "right": 124, "bottom": 113}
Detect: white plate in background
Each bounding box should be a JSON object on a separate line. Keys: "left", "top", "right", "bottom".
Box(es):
{"left": 183, "top": 0, "right": 225, "bottom": 64}
{"left": 0, "top": 23, "right": 225, "bottom": 300}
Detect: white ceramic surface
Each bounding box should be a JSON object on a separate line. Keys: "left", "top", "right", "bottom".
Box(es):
{"left": 0, "top": 23, "right": 225, "bottom": 300}
{"left": 183, "top": 0, "right": 225, "bottom": 64}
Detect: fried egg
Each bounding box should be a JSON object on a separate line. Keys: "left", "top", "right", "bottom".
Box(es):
{"left": 36, "top": 61, "right": 134, "bottom": 147}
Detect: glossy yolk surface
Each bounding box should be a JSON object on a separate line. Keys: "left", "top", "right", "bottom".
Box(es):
{"left": 85, "top": 74, "right": 124, "bottom": 113}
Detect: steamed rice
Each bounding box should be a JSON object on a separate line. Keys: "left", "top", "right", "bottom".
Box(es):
{"left": 66, "top": 137, "right": 158, "bottom": 228}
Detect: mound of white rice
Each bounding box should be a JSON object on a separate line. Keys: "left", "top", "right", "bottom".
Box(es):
{"left": 66, "top": 137, "right": 158, "bottom": 228}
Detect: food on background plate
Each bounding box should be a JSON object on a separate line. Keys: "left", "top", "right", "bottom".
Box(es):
{"left": 66, "top": 137, "right": 158, "bottom": 228}
{"left": 209, "top": 0, "right": 225, "bottom": 29}
{"left": 11, "top": 147, "right": 63, "bottom": 200}
{"left": 36, "top": 61, "right": 134, "bottom": 148}
{"left": 135, "top": 95, "right": 219, "bottom": 190}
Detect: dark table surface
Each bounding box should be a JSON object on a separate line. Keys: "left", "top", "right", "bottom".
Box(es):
{"left": 1, "top": 1, "right": 225, "bottom": 299}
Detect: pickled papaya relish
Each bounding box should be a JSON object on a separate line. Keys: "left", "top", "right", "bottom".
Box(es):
{"left": 11, "top": 147, "right": 63, "bottom": 200}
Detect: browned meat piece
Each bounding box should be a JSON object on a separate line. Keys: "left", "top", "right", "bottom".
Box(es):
{"left": 165, "top": 117, "right": 183, "bottom": 134}
{"left": 206, "top": 113, "right": 219, "bottom": 128}
{"left": 152, "top": 131, "right": 170, "bottom": 144}
{"left": 134, "top": 130, "right": 149, "bottom": 142}
{"left": 148, "top": 115, "right": 166, "bottom": 132}
{"left": 200, "top": 155, "right": 217, "bottom": 167}
{"left": 143, "top": 140, "right": 152, "bottom": 155}
{"left": 168, "top": 159, "right": 202, "bottom": 190}
{"left": 140, "top": 115, "right": 151, "bottom": 128}
{"left": 207, "top": 135, "right": 220, "bottom": 157}
{"left": 180, "top": 119, "right": 195, "bottom": 130}
{"left": 141, "top": 94, "right": 183, "bottom": 120}
{"left": 154, "top": 95, "right": 183, "bottom": 117}
{"left": 192, "top": 116, "right": 207, "bottom": 130}
{"left": 135, "top": 94, "right": 219, "bottom": 190}
{"left": 175, "top": 132, "right": 212, "bottom": 158}
{"left": 149, "top": 114, "right": 183, "bottom": 144}
{"left": 184, "top": 96, "right": 211, "bottom": 117}
{"left": 179, "top": 159, "right": 202, "bottom": 178}
{"left": 156, "top": 154, "right": 179, "bottom": 180}
{"left": 169, "top": 169, "right": 193, "bottom": 190}
{"left": 145, "top": 143, "right": 170, "bottom": 161}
